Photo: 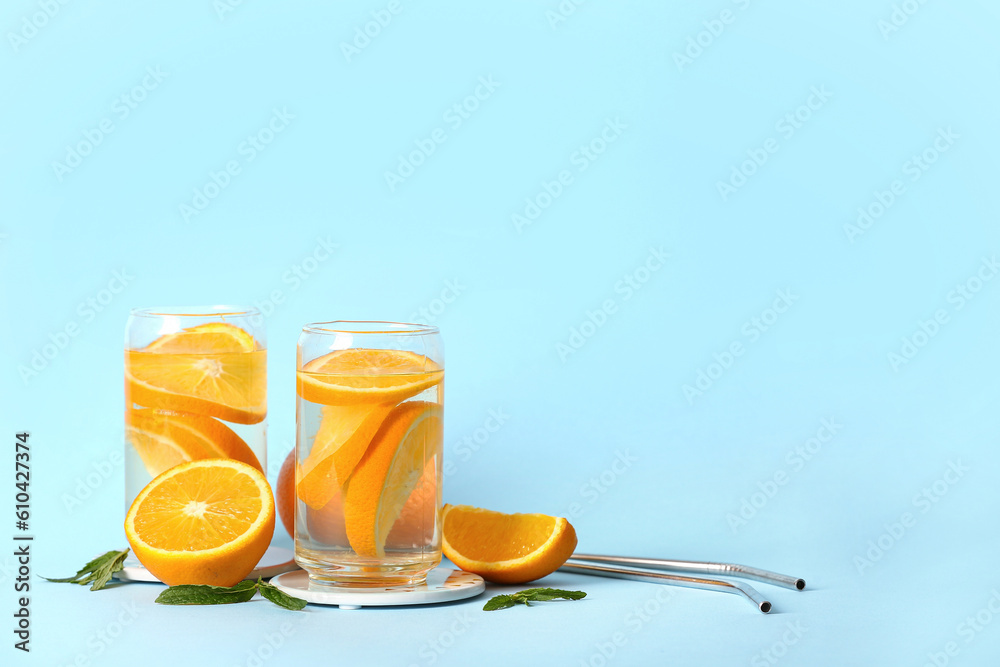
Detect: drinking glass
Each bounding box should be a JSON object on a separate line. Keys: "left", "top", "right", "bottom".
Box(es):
{"left": 295, "top": 321, "right": 443, "bottom": 587}
{"left": 124, "top": 306, "right": 267, "bottom": 511}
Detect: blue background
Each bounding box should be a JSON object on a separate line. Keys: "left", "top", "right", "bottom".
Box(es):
{"left": 2, "top": 1, "right": 999, "bottom": 665}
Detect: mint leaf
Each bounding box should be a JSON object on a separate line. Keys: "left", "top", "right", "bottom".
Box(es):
{"left": 484, "top": 588, "right": 586, "bottom": 611}
{"left": 258, "top": 579, "right": 307, "bottom": 611}
{"left": 156, "top": 579, "right": 307, "bottom": 610}
{"left": 43, "top": 549, "right": 130, "bottom": 591}
{"left": 483, "top": 594, "right": 516, "bottom": 611}
{"left": 516, "top": 588, "right": 587, "bottom": 602}
{"left": 156, "top": 580, "right": 258, "bottom": 605}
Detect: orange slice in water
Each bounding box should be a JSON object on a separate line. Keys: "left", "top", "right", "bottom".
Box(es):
{"left": 143, "top": 322, "right": 257, "bottom": 354}
{"left": 126, "top": 325, "right": 265, "bottom": 426}
{"left": 296, "top": 349, "right": 442, "bottom": 407}
{"left": 126, "top": 409, "right": 262, "bottom": 478}
{"left": 296, "top": 402, "right": 394, "bottom": 510}
{"left": 441, "top": 504, "right": 578, "bottom": 584}
{"left": 342, "top": 401, "right": 442, "bottom": 558}
{"left": 124, "top": 458, "right": 275, "bottom": 587}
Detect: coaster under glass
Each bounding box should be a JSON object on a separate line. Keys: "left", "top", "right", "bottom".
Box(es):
{"left": 269, "top": 567, "right": 485, "bottom": 609}
{"left": 115, "top": 546, "right": 297, "bottom": 583}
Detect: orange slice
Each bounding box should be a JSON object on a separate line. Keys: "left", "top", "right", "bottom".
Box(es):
{"left": 342, "top": 401, "right": 442, "bottom": 557}
{"left": 124, "top": 458, "right": 275, "bottom": 587}
{"left": 276, "top": 450, "right": 296, "bottom": 539}
{"left": 295, "top": 402, "right": 394, "bottom": 510}
{"left": 297, "top": 349, "right": 442, "bottom": 406}
{"left": 126, "top": 409, "right": 262, "bottom": 478}
{"left": 126, "top": 348, "right": 266, "bottom": 425}
{"left": 441, "top": 504, "right": 578, "bottom": 584}
{"left": 144, "top": 322, "right": 257, "bottom": 354}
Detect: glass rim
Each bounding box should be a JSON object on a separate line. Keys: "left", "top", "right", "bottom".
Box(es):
{"left": 129, "top": 305, "right": 261, "bottom": 318}
{"left": 301, "top": 320, "right": 439, "bottom": 336}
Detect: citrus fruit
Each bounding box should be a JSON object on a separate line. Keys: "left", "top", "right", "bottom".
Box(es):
{"left": 143, "top": 322, "right": 257, "bottom": 354}
{"left": 125, "top": 458, "right": 275, "bottom": 587}
{"left": 276, "top": 450, "right": 295, "bottom": 539}
{"left": 296, "top": 349, "right": 442, "bottom": 407}
{"left": 441, "top": 504, "right": 578, "bottom": 584}
{"left": 295, "top": 402, "right": 395, "bottom": 510}
{"left": 342, "top": 401, "right": 442, "bottom": 557}
{"left": 126, "top": 347, "right": 266, "bottom": 425}
{"left": 126, "top": 409, "right": 262, "bottom": 478}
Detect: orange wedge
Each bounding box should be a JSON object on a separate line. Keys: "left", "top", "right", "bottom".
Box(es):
{"left": 297, "top": 349, "right": 442, "bottom": 407}
{"left": 144, "top": 322, "right": 257, "bottom": 354}
{"left": 342, "top": 401, "right": 442, "bottom": 557}
{"left": 441, "top": 504, "right": 578, "bottom": 584}
{"left": 296, "top": 402, "right": 394, "bottom": 510}
{"left": 126, "top": 409, "right": 262, "bottom": 478}
{"left": 126, "top": 348, "right": 266, "bottom": 425}
{"left": 124, "top": 458, "right": 275, "bottom": 587}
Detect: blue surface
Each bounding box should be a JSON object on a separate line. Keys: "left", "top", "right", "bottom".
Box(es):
{"left": 2, "top": 1, "right": 999, "bottom": 665}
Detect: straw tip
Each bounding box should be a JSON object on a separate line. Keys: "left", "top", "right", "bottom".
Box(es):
{"left": 759, "top": 601, "right": 772, "bottom": 613}
{"left": 795, "top": 579, "right": 806, "bottom": 591}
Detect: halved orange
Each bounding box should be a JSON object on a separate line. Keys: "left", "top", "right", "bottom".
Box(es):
{"left": 297, "top": 349, "right": 442, "bottom": 407}
{"left": 126, "top": 409, "right": 262, "bottom": 478}
{"left": 296, "top": 402, "right": 394, "bottom": 510}
{"left": 342, "top": 401, "right": 442, "bottom": 557}
{"left": 126, "top": 348, "right": 266, "bottom": 425}
{"left": 144, "top": 322, "right": 257, "bottom": 354}
{"left": 441, "top": 504, "right": 578, "bottom": 584}
{"left": 124, "top": 458, "right": 275, "bottom": 587}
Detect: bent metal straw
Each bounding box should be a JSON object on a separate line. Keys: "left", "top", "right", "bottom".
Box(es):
{"left": 571, "top": 553, "right": 806, "bottom": 591}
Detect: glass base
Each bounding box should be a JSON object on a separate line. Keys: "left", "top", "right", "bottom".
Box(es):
{"left": 296, "top": 548, "right": 440, "bottom": 589}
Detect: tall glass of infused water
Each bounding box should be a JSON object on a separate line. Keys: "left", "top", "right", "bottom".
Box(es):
{"left": 124, "top": 307, "right": 267, "bottom": 510}
{"left": 295, "top": 321, "right": 443, "bottom": 587}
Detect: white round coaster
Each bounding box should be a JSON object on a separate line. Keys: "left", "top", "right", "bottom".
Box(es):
{"left": 115, "top": 546, "right": 297, "bottom": 583}
{"left": 269, "top": 568, "right": 485, "bottom": 609}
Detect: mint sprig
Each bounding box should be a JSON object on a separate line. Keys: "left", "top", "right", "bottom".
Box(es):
{"left": 43, "top": 548, "right": 130, "bottom": 591}
{"left": 156, "top": 578, "right": 307, "bottom": 611}
{"left": 483, "top": 588, "right": 586, "bottom": 611}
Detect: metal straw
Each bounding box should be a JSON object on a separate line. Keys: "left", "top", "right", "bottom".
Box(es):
{"left": 571, "top": 553, "right": 806, "bottom": 591}
{"left": 560, "top": 560, "right": 772, "bottom": 613}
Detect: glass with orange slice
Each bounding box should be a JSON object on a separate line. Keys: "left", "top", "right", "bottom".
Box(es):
{"left": 124, "top": 306, "right": 267, "bottom": 511}
{"left": 295, "top": 321, "right": 443, "bottom": 587}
